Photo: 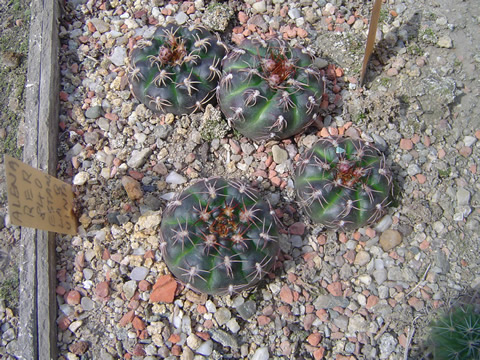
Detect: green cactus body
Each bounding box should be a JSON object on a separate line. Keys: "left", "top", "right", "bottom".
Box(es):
{"left": 428, "top": 305, "right": 480, "bottom": 360}
{"left": 159, "top": 178, "right": 279, "bottom": 295}
{"left": 217, "top": 39, "right": 324, "bottom": 141}
{"left": 128, "top": 24, "right": 226, "bottom": 115}
{"left": 294, "top": 137, "right": 393, "bottom": 230}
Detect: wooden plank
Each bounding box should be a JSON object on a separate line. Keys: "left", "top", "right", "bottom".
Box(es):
{"left": 18, "top": 0, "right": 60, "bottom": 358}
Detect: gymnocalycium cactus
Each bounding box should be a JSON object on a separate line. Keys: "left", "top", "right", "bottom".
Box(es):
{"left": 159, "top": 177, "right": 279, "bottom": 295}
{"left": 128, "top": 24, "right": 227, "bottom": 115}
{"left": 428, "top": 305, "right": 480, "bottom": 360}
{"left": 294, "top": 136, "right": 393, "bottom": 230}
{"left": 217, "top": 38, "right": 324, "bottom": 141}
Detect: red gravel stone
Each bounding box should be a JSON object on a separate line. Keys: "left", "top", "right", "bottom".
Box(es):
{"left": 366, "top": 295, "right": 379, "bottom": 309}
{"left": 326, "top": 282, "right": 342, "bottom": 296}
{"left": 56, "top": 286, "right": 66, "bottom": 296}
{"left": 132, "top": 317, "right": 146, "bottom": 331}
{"left": 289, "top": 222, "right": 305, "bottom": 235}
{"left": 280, "top": 285, "right": 294, "bottom": 304}
{"left": 96, "top": 281, "right": 110, "bottom": 298}
{"left": 314, "top": 347, "right": 326, "bottom": 359}
{"left": 459, "top": 146, "right": 472, "bottom": 157}
{"left": 150, "top": 274, "right": 177, "bottom": 303}
{"left": 138, "top": 280, "right": 151, "bottom": 292}
{"left": 304, "top": 314, "right": 316, "bottom": 330}
{"left": 280, "top": 340, "right": 292, "bottom": 356}
{"left": 399, "top": 139, "right": 413, "bottom": 150}
{"left": 408, "top": 297, "right": 425, "bottom": 311}
{"left": 307, "top": 332, "right": 322, "bottom": 346}
{"left": 119, "top": 310, "right": 135, "bottom": 327}
{"left": 66, "top": 290, "right": 81, "bottom": 305}
{"left": 257, "top": 315, "right": 271, "bottom": 326}
{"left": 58, "top": 316, "right": 71, "bottom": 331}
{"left": 168, "top": 333, "right": 181, "bottom": 343}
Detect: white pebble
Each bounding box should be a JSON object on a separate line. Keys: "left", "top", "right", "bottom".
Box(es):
{"left": 165, "top": 172, "right": 187, "bottom": 185}
{"left": 73, "top": 171, "right": 89, "bottom": 185}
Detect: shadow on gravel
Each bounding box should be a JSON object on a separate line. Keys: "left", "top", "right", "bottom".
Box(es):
{"left": 363, "top": 11, "right": 423, "bottom": 86}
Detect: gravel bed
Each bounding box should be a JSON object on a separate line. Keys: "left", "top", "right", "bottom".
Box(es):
{"left": 48, "top": 0, "right": 480, "bottom": 359}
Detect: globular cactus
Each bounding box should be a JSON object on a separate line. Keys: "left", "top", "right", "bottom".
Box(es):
{"left": 128, "top": 24, "right": 227, "bottom": 115}
{"left": 216, "top": 38, "right": 324, "bottom": 141}
{"left": 428, "top": 305, "right": 480, "bottom": 360}
{"left": 159, "top": 178, "right": 279, "bottom": 295}
{"left": 294, "top": 136, "right": 393, "bottom": 231}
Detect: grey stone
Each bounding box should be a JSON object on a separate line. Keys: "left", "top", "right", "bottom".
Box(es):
{"left": 175, "top": 11, "right": 189, "bottom": 25}
{"left": 109, "top": 46, "right": 127, "bottom": 66}
{"left": 5, "top": 339, "right": 17, "bottom": 356}
{"left": 313, "top": 295, "right": 349, "bottom": 309}
{"left": 81, "top": 297, "right": 95, "bottom": 311}
{"left": 379, "top": 333, "right": 397, "bottom": 359}
{"left": 196, "top": 340, "right": 213, "bottom": 356}
{"left": 236, "top": 300, "right": 256, "bottom": 320}
{"left": 165, "top": 171, "right": 187, "bottom": 185}
{"left": 456, "top": 187, "right": 471, "bottom": 206}
{"left": 437, "top": 35, "right": 453, "bottom": 48}
{"left": 130, "top": 266, "right": 149, "bottom": 281}
{"left": 373, "top": 269, "right": 387, "bottom": 285}
{"left": 89, "top": 18, "right": 110, "bottom": 33}
{"left": 434, "top": 249, "right": 450, "bottom": 274}
{"left": 252, "top": 0, "right": 266, "bottom": 13}
{"left": 288, "top": 8, "right": 302, "bottom": 19}
{"left": 272, "top": 145, "right": 288, "bottom": 164}
{"left": 214, "top": 307, "right": 232, "bottom": 326}
{"left": 2, "top": 327, "right": 15, "bottom": 342}
{"left": 240, "top": 143, "right": 256, "bottom": 156}
{"left": 333, "top": 314, "right": 348, "bottom": 330}
{"left": 127, "top": 148, "right": 152, "bottom": 168}
{"left": 211, "top": 329, "right": 238, "bottom": 349}
{"left": 226, "top": 318, "right": 240, "bottom": 333}
{"left": 83, "top": 268, "right": 93, "bottom": 280}
{"left": 85, "top": 105, "right": 103, "bottom": 119}
{"left": 251, "top": 347, "right": 269, "bottom": 360}
{"left": 407, "top": 164, "right": 421, "bottom": 176}
{"left": 387, "top": 267, "right": 404, "bottom": 281}
{"left": 123, "top": 280, "right": 137, "bottom": 300}
{"left": 374, "top": 215, "right": 393, "bottom": 233}
{"left": 84, "top": 131, "right": 100, "bottom": 144}
{"left": 155, "top": 124, "right": 172, "bottom": 139}
{"left": 348, "top": 314, "right": 367, "bottom": 333}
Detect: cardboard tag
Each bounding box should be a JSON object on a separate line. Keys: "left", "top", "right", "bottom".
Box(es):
{"left": 4, "top": 154, "right": 77, "bottom": 235}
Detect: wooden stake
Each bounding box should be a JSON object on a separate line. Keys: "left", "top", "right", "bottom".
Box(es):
{"left": 360, "top": 0, "right": 383, "bottom": 85}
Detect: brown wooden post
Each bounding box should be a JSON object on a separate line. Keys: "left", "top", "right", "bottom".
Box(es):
{"left": 18, "top": 0, "right": 61, "bottom": 358}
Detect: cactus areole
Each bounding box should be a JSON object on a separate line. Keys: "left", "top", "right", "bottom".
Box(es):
{"left": 159, "top": 178, "right": 279, "bottom": 295}
{"left": 295, "top": 137, "right": 393, "bottom": 231}
{"left": 217, "top": 39, "right": 324, "bottom": 141}
{"left": 128, "top": 24, "right": 226, "bottom": 115}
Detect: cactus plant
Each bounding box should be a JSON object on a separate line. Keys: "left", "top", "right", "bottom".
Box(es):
{"left": 159, "top": 177, "right": 279, "bottom": 295}
{"left": 294, "top": 136, "right": 393, "bottom": 230}
{"left": 216, "top": 38, "right": 324, "bottom": 141}
{"left": 128, "top": 24, "right": 227, "bottom": 115}
{"left": 428, "top": 305, "right": 480, "bottom": 360}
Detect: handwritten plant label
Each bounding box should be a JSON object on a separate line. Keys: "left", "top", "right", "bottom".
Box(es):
{"left": 4, "top": 154, "right": 77, "bottom": 235}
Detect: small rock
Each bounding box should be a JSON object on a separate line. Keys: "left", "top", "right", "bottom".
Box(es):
{"left": 214, "top": 307, "right": 232, "bottom": 326}
{"left": 289, "top": 222, "right": 305, "bottom": 235}
{"left": 81, "top": 297, "right": 95, "bottom": 311}
{"left": 272, "top": 145, "right": 288, "bottom": 164}
{"left": 150, "top": 274, "right": 177, "bottom": 303}
{"left": 211, "top": 329, "right": 238, "bottom": 349}
{"left": 437, "top": 35, "right": 453, "bottom": 48}
{"left": 66, "top": 290, "right": 81, "bottom": 305}
{"left": 109, "top": 46, "right": 127, "bottom": 66}
{"left": 96, "top": 281, "right": 109, "bottom": 298}
{"left": 373, "top": 269, "right": 387, "bottom": 285}
{"left": 456, "top": 187, "right": 471, "bottom": 206}
{"left": 175, "top": 11, "right": 189, "bottom": 25}
{"left": 252, "top": 347, "right": 269, "bottom": 360}
{"left": 130, "top": 266, "right": 149, "bottom": 281}
{"left": 119, "top": 310, "right": 135, "bottom": 327}
{"left": 68, "top": 320, "right": 83, "bottom": 333}
{"left": 73, "top": 171, "right": 89, "bottom": 186}
{"left": 187, "top": 334, "right": 202, "bottom": 350}
{"left": 85, "top": 105, "right": 103, "bottom": 119}
{"left": 313, "top": 295, "right": 349, "bottom": 309}
{"left": 379, "top": 333, "right": 397, "bottom": 359}
{"left": 354, "top": 251, "right": 371, "bottom": 266}
{"left": 252, "top": 0, "right": 266, "bottom": 13}
{"left": 236, "top": 300, "right": 256, "bottom": 320}
{"left": 226, "top": 318, "right": 240, "bottom": 333}
{"left": 2, "top": 327, "right": 15, "bottom": 342}
{"left": 348, "top": 314, "right": 367, "bottom": 333}
{"left": 165, "top": 171, "right": 187, "bottom": 185}
{"left": 123, "top": 280, "right": 137, "bottom": 300}
{"left": 127, "top": 148, "right": 152, "bottom": 168}
{"left": 379, "top": 229, "right": 402, "bottom": 251}
{"left": 0, "top": 51, "right": 21, "bottom": 69}
{"left": 84, "top": 131, "right": 100, "bottom": 145}
{"left": 89, "top": 18, "right": 110, "bottom": 33}
{"left": 196, "top": 340, "right": 213, "bottom": 356}
{"left": 69, "top": 341, "right": 89, "bottom": 355}
{"left": 122, "top": 176, "right": 143, "bottom": 200}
